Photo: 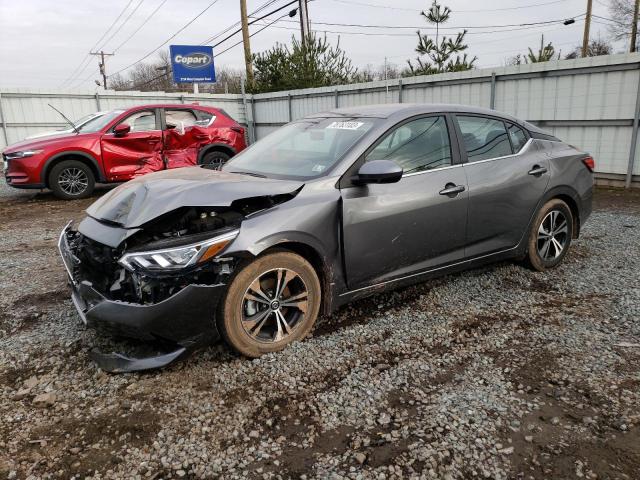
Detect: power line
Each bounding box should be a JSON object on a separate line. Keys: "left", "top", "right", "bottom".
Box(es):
{"left": 199, "top": 0, "right": 280, "bottom": 44}
{"left": 112, "top": 0, "right": 169, "bottom": 53}
{"left": 99, "top": 0, "right": 146, "bottom": 51}
{"left": 59, "top": 0, "right": 135, "bottom": 87}
{"left": 202, "top": 0, "right": 298, "bottom": 47}
{"left": 327, "top": 0, "right": 569, "bottom": 13}
{"left": 255, "top": 16, "right": 584, "bottom": 37}
{"left": 129, "top": 3, "right": 294, "bottom": 89}
{"left": 271, "top": 15, "right": 585, "bottom": 31}
{"left": 109, "top": 0, "right": 221, "bottom": 79}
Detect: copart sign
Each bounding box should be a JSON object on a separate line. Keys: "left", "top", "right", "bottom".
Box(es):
{"left": 170, "top": 45, "right": 216, "bottom": 83}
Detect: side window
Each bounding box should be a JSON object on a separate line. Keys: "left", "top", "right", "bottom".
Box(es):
{"left": 165, "top": 109, "right": 198, "bottom": 129}
{"left": 457, "top": 115, "right": 512, "bottom": 162}
{"left": 366, "top": 116, "right": 452, "bottom": 174}
{"left": 120, "top": 110, "right": 157, "bottom": 133}
{"left": 194, "top": 109, "right": 215, "bottom": 127}
{"left": 507, "top": 123, "right": 528, "bottom": 153}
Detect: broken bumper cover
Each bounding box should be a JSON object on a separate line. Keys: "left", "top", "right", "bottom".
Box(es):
{"left": 70, "top": 281, "right": 223, "bottom": 347}
{"left": 59, "top": 222, "right": 225, "bottom": 371}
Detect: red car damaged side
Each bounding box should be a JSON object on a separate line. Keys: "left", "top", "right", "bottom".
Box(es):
{"left": 2, "top": 104, "right": 246, "bottom": 199}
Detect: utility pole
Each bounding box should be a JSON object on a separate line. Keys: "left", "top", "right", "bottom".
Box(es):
{"left": 298, "top": 0, "right": 310, "bottom": 47}
{"left": 90, "top": 51, "right": 114, "bottom": 89}
{"left": 239, "top": 0, "right": 254, "bottom": 89}
{"left": 582, "top": 0, "right": 592, "bottom": 57}
{"left": 631, "top": 0, "right": 639, "bottom": 53}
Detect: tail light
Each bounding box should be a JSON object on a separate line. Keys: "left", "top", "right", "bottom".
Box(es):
{"left": 582, "top": 156, "right": 595, "bottom": 172}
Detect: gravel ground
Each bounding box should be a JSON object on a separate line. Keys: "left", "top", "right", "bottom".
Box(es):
{"left": 0, "top": 179, "right": 639, "bottom": 480}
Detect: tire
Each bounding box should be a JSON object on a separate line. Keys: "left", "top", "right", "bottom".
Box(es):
{"left": 48, "top": 160, "right": 95, "bottom": 200}
{"left": 527, "top": 198, "right": 574, "bottom": 271}
{"left": 218, "top": 251, "right": 322, "bottom": 358}
{"left": 199, "top": 150, "right": 231, "bottom": 170}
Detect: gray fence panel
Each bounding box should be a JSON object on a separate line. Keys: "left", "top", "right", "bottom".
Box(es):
{"left": 3, "top": 53, "right": 640, "bottom": 183}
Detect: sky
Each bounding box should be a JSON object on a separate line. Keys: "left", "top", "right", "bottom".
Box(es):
{"left": 0, "top": 0, "right": 624, "bottom": 90}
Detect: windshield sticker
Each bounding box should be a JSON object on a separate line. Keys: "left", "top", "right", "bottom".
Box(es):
{"left": 311, "top": 164, "right": 326, "bottom": 172}
{"left": 326, "top": 121, "right": 364, "bottom": 130}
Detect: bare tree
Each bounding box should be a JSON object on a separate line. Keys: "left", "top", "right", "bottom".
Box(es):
{"left": 565, "top": 38, "right": 613, "bottom": 59}
{"left": 608, "top": 0, "right": 639, "bottom": 49}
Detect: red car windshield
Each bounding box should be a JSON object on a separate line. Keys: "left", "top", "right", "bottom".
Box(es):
{"left": 77, "top": 110, "right": 124, "bottom": 133}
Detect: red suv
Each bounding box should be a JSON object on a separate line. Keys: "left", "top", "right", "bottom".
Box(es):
{"left": 2, "top": 104, "right": 246, "bottom": 199}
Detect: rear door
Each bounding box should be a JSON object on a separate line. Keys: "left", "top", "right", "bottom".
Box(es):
{"left": 341, "top": 115, "right": 468, "bottom": 290}
{"left": 162, "top": 108, "right": 213, "bottom": 168}
{"left": 455, "top": 114, "right": 550, "bottom": 257}
{"left": 100, "top": 109, "right": 163, "bottom": 180}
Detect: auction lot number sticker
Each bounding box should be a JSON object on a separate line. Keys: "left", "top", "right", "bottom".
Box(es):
{"left": 326, "top": 121, "right": 364, "bottom": 130}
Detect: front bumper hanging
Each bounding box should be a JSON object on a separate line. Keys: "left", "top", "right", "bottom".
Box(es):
{"left": 59, "top": 222, "right": 225, "bottom": 372}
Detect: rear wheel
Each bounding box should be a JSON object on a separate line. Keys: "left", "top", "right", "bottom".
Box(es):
{"left": 527, "top": 198, "right": 573, "bottom": 271}
{"left": 219, "top": 251, "right": 321, "bottom": 358}
{"left": 48, "top": 160, "right": 95, "bottom": 200}
{"left": 199, "top": 150, "right": 231, "bottom": 170}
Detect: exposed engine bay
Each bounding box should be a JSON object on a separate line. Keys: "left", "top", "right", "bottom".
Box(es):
{"left": 67, "top": 192, "right": 299, "bottom": 305}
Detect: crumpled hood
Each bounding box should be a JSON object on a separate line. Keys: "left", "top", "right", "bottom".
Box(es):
{"left": 86, "top": 167, "right": 304, "bottom": 228}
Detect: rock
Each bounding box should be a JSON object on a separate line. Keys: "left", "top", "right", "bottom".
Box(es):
{"left": 176, "top": 470, "right": 186, "bottom": 477}
{"left": 378, "top": 413, "right": 391, "bottom": 425}
{"left": 354, "top": 453, "right": 367, "bottom": 464}
{"left": 524, "top": 435, "right": 533, "bottom": 443}
{"left": 13, "top": 388, "right": 31, "bottom": 400}
{"left": 499, "top": 447, "right": 515, "bottom": 454}
{"left": 32, "top": 392, "right": 57, "bottom": 407}
{"left": 249, "top": 430, "right": 260, "bottom": 438}
{"left": 23, "top": 376, "right": 39, "bottom": 389}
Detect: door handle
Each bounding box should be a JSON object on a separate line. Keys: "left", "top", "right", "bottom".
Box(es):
{"left": 439, "top": 183, "right": 465, "bottom": 196}
{"left": 528, "top": 165, "right": 548, "bottom": 176}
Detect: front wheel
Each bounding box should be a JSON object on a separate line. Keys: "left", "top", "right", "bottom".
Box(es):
{"left": 527, "top": 198, "right": 574, "bottom": 271}
{"left": 48, "top": 160, "right": 95, "bottom": 200}
{"left": 218, "top": 251, "right": 321, "bottom": 358}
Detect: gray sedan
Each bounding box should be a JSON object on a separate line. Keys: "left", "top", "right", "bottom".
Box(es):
{"left": 59, "top": 104, "right": 593, "bottom": 371}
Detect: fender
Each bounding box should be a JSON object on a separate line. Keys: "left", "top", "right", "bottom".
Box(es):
{"left": 227, "top": 229, "right": 343, "bottom": 315}
{"left": 197, "top": 143, "right": 237, "bottom": 163}
{"left": 41, "top": 150, "right": 105, "bottom": 184}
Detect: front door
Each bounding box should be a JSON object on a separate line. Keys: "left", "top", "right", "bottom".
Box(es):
{"left": 341, "top": 115, "right": 468, "bottom": 290}
{"left": 101, "top": 109, "right": 163, "bottom": 181}
{"left": 455, "top": 114, "right": 551, "bottom": 257}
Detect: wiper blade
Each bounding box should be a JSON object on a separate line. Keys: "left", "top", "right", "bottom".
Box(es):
{"left": 229, "top": 171, "right": 267, "bottom": 178}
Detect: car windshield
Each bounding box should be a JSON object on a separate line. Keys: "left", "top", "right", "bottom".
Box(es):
{"left": 77, "top": 110, "right": 124, "bottom": 133}
{"left": 72, "top": 112, "right": 101, "bottom": 127}
{"left": 224, "top": 117, "right": 376, "bottom": 179}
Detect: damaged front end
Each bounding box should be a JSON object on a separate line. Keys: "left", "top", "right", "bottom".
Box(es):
{"left": 58, "top": 170, "right": 303, "bottom": 372}
{"left": 59, "top": 207, "right": 247, "bottom": 372}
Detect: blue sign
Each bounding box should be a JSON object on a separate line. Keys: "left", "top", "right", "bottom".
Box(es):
{"left": 170, "top": 45, "right": 216, "bottom": 83}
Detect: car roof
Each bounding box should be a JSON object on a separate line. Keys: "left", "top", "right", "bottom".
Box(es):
{"left": 306, "top": 103, "right": 516, "bottom": 120}
{"left": 305, "top": 103, "right": 552, "bottom": 137}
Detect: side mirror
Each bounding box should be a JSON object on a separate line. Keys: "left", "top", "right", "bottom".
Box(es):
{"left": 355, "top": 160, "right": 403, "bottom": 185}
{"left": 114, "top": 123, "right": 131, "bottom": 137}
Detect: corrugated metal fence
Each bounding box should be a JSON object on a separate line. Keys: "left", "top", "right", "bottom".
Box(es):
{"left": 248, "top": 53, "right": 640, "bottom": 187}
{"left": 2, "top": 53, "right": 640, "bottom": 186}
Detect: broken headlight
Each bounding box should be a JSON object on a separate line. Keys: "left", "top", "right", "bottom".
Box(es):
{"left": 118, "top": 230, "right": 238, "bottom": 272}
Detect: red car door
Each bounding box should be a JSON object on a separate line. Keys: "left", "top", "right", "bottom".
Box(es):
{"left": 163, "top": 108, "right": 209, "bottom": 169}
{"left": 100, "top": 109, "right": 164, "bottom": 181}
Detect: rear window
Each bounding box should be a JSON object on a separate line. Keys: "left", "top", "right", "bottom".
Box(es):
{"left": 456, "top": 115, "right": 512, "bottom": 162}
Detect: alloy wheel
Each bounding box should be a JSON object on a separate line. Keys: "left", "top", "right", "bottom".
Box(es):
{"left": 58, "top": 167, "right": 89, "bottom": 196}
{"left": 241, "top": 268, "right": 309, "bottom": 343}
{"left": 202, "top": 155, "right": 226, "bottom": 170}
{"left": 537, "top": 210, "right": 569, "bottom": 260}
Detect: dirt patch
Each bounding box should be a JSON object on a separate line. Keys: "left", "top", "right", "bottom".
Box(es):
{"left": 593, "top": 187, "right": 640, "bottom": 213}
{"left": 24, "top": 409, "right": 161, "bottom": 477}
